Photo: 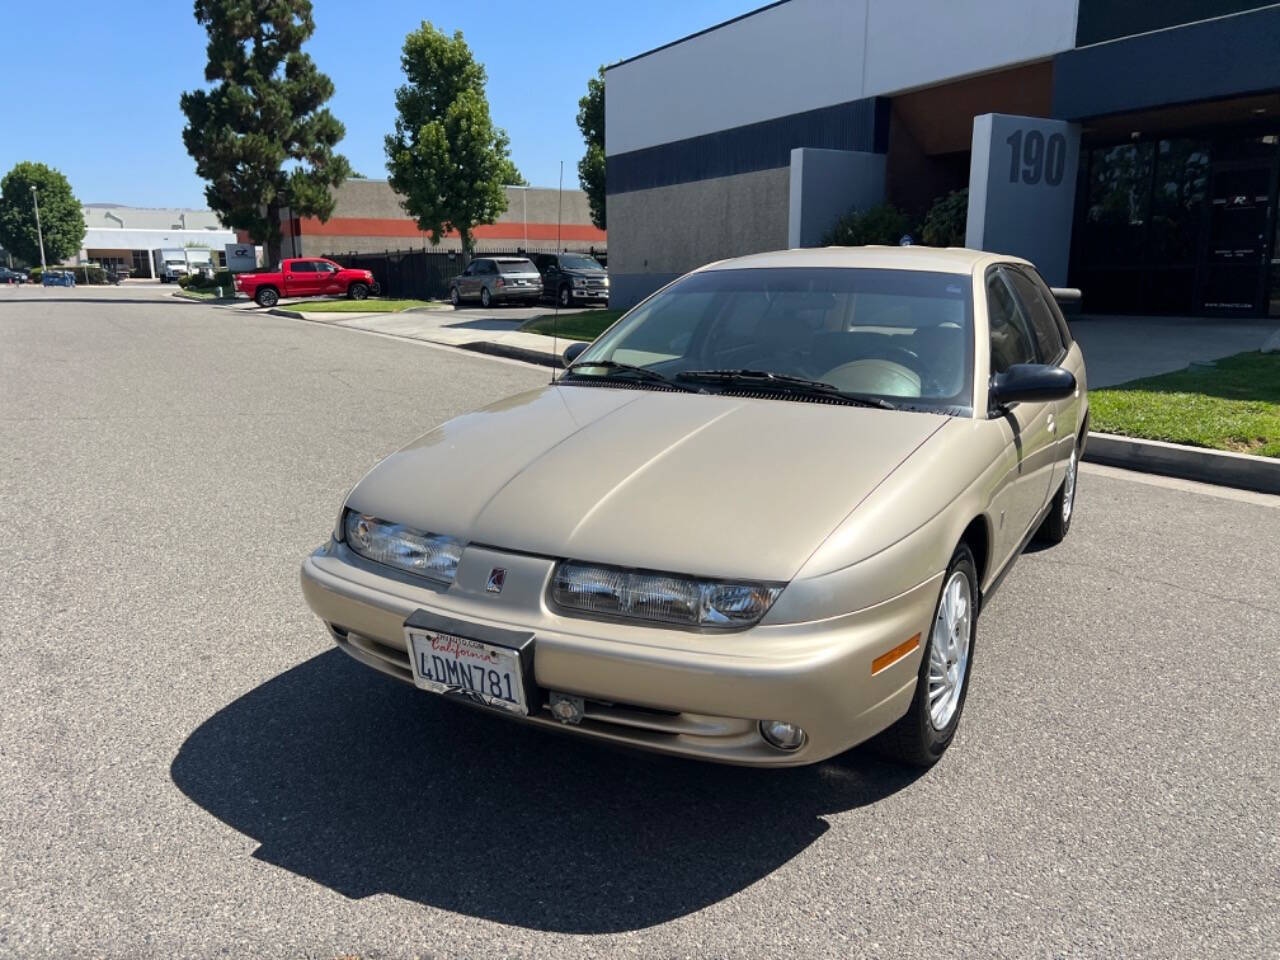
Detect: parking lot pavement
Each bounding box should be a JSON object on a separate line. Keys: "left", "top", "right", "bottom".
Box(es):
{"left": 1, "top": 296, "right": 1277, "bottom": 959}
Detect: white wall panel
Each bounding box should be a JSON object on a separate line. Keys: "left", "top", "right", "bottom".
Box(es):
{"left": 606, "top": 0, "right": 868, "bottom": 156}
{"left": 862, "top": 0, "right": 1077, "bottom": 96}
{"left": 607, "top": 0, "right": 1082, "bottom": 157}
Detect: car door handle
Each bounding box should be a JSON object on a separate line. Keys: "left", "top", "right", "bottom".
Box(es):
{"left": 1047, "top": 413, "right": 1057, "bottom": 435}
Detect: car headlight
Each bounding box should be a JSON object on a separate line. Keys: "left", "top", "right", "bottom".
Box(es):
{"left": 551, "top": 561, "right": 783, "bottom": 629}
{"left": 572, "top": 277, "right": 587, "bottom": 287}
{"left": 343, "top": 511, "right": 462, "bottom": 583}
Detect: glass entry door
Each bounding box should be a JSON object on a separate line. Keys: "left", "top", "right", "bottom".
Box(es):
{"left": 1199, "top": 163, "right": 1274, "bottom": 313}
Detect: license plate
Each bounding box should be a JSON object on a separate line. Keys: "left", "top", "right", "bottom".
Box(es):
{"left": 405, "top": 626, "right": 529, "bottom": 716}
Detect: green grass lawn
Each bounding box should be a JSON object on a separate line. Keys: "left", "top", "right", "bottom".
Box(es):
{"left": 520, "top": 309, "right": 622, "bottom": 341}
{"left": 176, "top": 289, "right": 225, "bottom": 301}
{"left": 1090, "top": 351, "right": 1280, "bottom": 458}
{"left": 290, "top": 298, "right": 445, "bottom": 313}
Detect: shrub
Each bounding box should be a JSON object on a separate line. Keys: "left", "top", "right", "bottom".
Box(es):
{"left": 823, "top": 203, "right": 913, "bottom": 247}
{"left": 183, "top": 269, "right": 234, "bottom": 291}
{"left": 28, "top": 266, "right": 42, "bottom": 283}
{"left": 921, "top": 189, "right": 969, "bottom": 247}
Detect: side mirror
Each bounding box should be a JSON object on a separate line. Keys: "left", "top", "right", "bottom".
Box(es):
{"left": 563, "top": 342, "right": 589, "bottom": 365}
{"left": 990, "top": 364, "right": 1076, "bottom": 407}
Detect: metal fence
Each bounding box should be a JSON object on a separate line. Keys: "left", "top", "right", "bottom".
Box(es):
{"left": 322, "top": 246, "right": 608, "bottom": 301}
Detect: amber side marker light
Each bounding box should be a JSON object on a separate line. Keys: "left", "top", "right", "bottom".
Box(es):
{"left": 872, "top": 633, "right": 921, "bottom": 675}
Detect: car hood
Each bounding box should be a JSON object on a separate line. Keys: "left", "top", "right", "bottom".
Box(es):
{"left": 564, "top": 269, "right": 607, "bottom": 278}
{"left": 345, "top": 385, "right": 947, "bottom": 582}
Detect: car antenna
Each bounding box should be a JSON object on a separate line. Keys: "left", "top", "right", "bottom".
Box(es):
{"left": 551, "top": 159, "right": 563, "bottom": 384}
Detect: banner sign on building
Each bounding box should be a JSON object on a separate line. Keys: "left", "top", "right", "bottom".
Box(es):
{"left": 224, "top": 243, "right": 258, "bottom": 272}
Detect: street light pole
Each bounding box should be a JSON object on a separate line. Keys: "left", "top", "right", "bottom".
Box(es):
{"left": 30, "top": 186, "right": 47, "bottom": 272}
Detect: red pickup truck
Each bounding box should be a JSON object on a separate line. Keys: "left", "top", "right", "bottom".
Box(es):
{"left": 234, "top": 258, "right": 377, "bottom": 307}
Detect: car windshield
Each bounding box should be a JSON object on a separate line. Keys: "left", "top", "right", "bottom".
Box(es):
{"left": 570, "top": 267, "right": 975, "bottom": 411}
{"left": 497, "top": 259, "right": 536, "bottom": 274}
{"left": 559, "top": 255, "right": 603, "bottom": 271}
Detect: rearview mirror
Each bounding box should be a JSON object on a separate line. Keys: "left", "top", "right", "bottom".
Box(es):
{"left": 563, "top": 341, "right": 589, "bottom": 365}
{"left": 989, "top": 364, "right": 1076, "bottom": 407}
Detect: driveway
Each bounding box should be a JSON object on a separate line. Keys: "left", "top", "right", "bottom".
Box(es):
{"left": 1, "top": 295, "right": 1276, "bottom": 958}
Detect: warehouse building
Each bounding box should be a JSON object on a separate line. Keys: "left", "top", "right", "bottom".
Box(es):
{"left": 78, "top": 205, "right": 237, "bottom": 277}
{"left": 265, "top": 179, "right": 607, "bottom": 259}
{"left": 605, "top": 0, "right": 1280, "bottom": 317}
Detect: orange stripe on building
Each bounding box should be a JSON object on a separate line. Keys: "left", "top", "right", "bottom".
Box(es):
{"left": 295, "top": 216, "right": 607, "bottom": 243}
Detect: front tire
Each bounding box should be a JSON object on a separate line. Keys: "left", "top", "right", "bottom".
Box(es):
{"left": 348, "top": 282, "right": 369, "bottom": 301}
{"left": 450, "top": 286, "right": 460, "bottom": 307}
{"left": 1036, "top": 441, "right": 1079, "bottom": 545}
{"left": 874, "top": 543, "right": 978, "bottom": 768}
{"left": 254, "top": 286, "right": 279, "bottom": 308}
{"left": 558, "top": 285, "right": 572, "bottom": 308}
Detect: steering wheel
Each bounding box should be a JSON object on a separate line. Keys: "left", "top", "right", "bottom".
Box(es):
{"left": 861, "top": 345, "right": 921, "bottom": 370}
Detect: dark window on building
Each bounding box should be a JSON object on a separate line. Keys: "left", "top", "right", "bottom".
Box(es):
{"left": 1082, "top": 142, "right": 1154, "bottom": 267}
{"left": 1148, "top": 139, "right": 1209, "bottom": 265}
{"left": 986, "top": 271, "right": 1037, "bottom": 373}
{"left": 131, "top": 250, "right": 149, "bottom": 276}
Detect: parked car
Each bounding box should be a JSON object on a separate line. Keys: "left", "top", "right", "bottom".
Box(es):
{"left": 301, "top": 246, "right": 1087, "bottom": 769}
{"left": 42, "top": 270, "right": 75, "bottom": 288}
{"left": 233, "top": 258, "right": 378, "bottom": 308}
{"left": 449, "top": 257, "right": 542, "bottom": 308}
{"left": 0, "top": 267, "right": 27, "bottom": 284}
{"left": 533, "top": 252, "right": 609, "bottom": 307}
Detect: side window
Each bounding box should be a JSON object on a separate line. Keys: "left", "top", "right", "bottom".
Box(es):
{"left": 1005, "top": 267, "right": 1065, "bottom": 362}
{"left": 290, "top": 261, "right": 315, "bottom": 273}
{"left": 461, "top": 263, "right": 474, "bottom": 276}
{"left": 986, "top": 270, "right": 1037, "bottom": 374}
{"left": 477, "top": 261, "right": 494, "bottom": 275}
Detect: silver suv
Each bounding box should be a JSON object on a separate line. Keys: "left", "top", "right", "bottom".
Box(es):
{"left": 449, "top": 257, "right": 542, "bottom": 308}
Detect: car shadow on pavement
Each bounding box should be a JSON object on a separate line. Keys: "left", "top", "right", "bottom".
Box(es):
{"left": 171, "top": 649, "right": 923, "bottom": 933}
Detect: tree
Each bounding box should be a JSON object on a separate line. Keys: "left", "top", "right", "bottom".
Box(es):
{"left": 576, "top": 66, "right": 606, "bottom": 230}
{"left": 921, "top": 189, "right": 968, "bottom": 247}
{"left": 179, "top": 0, "right": 350, "bottom": 265}
{"left": 0, "top": 162, "right": 84, "bottom": 265}
{"left": 384, "top": 22, "right": 522, "bottom": 257}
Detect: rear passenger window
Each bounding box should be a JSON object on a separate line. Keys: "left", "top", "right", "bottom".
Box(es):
{"left": 1005, "top": 268, "right": 1065, "bottom": 362}
{"left": 986, "top": 271, "right": 1038, "bottom": 373}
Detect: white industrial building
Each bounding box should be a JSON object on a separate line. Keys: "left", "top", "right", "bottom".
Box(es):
{"left": 77, "top": 205, "right": 239, "bottom": 278}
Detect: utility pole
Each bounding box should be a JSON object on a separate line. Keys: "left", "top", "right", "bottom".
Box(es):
{"left": 557, "top": 161, "right": 563, "bottom": 253}
{"left": 30, "top": 186, "right": 47, "bottom": 272}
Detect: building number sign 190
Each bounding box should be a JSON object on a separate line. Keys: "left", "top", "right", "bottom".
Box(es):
{"left": 1006, "top": 129, "right": 1067, "bottom": 186}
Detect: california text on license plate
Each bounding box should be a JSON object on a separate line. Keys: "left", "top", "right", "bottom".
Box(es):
{"left": 404, "top": 627, "right": 529, "bottom": 716}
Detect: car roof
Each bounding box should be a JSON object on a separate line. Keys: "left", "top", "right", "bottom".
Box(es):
{"left": 698, "top": 246, "right": 1032, "bottom": 276}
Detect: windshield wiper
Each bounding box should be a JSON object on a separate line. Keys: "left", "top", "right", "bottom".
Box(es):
{"left": 564, "top": 359, "right": 696, "bottom": 391}
{"left": 675, "top": 369, "right": 896, "bottom": 409}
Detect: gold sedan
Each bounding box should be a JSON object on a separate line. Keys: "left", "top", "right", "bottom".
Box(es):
{"left": 301, "top": 247, "right": 1086, "bottom": 767}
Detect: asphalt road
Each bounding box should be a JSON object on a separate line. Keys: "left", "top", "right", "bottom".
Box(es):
{"left": 1, "top": 290, "right": 1277, "bottom": 959}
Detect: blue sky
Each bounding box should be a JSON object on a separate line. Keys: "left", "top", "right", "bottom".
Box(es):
{"left": 1, "top": 0, "right": 750, "bottom": 208}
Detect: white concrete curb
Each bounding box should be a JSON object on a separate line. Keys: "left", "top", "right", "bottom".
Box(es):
{"left": 1084, "top": 432, "right": 1280, "bottom": 494}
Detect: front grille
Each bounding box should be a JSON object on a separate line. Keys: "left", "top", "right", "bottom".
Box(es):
{"left": 542, "top": 697, "right": 753, "bottom": 739}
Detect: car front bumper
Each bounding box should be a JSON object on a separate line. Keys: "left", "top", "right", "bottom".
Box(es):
{"left": 300, "top": 540, "right": 941, "bottom": 767}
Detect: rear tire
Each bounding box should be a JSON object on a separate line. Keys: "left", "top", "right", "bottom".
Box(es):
{"left": 254, "top": 286, "right": 279, "bottom": 308}
{"left": 348, "top": 282, "right": 369, "bottom": 301}
{"left": 480, "top": 286, "right": 492, "bottom": 308}
{"left": 873, "top": 543, "right": 978, "bottom": 768}
{"left": 1036, "top": 441, "right": 1079, "bottom": 545}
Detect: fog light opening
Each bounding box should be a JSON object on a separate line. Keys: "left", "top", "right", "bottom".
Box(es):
{"left": 759, "top": 719, "right": 806, "bottom": 751}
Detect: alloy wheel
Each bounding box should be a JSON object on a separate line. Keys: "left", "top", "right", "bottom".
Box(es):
{"left": 927, "top": 570, "right": 972, "bottom": 730}
{"left": 1063, "top": 447, "right": 1078, "bottom": 524}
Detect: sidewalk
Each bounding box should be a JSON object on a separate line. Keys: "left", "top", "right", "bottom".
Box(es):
{"left": 1072, "top": 313, "right": 1278, "bottom": 387}
{"left": 266, "top": 303, "right": 591, "bottom": 365}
